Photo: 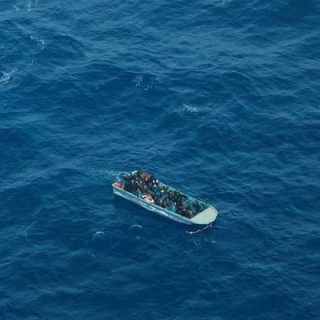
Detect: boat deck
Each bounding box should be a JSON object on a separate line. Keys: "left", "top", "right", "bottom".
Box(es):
{"left": 112, "top": 170, "right": 218, "bottom": 225}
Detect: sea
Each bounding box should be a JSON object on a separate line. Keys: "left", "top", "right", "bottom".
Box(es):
{"left": 0, "top": 0, "right": 319, "bottom": 319}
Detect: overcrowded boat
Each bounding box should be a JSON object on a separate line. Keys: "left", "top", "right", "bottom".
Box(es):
{"left": 112, "top": 170, "right": 218, "bottom": 225}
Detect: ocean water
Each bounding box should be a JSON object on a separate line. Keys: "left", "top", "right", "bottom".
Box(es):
{"left": 1, "top": 0, "right": 320, "bottom": 319}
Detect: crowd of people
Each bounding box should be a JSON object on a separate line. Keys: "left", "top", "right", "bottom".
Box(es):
{"left": 122, "top": 170, "right": 206, "bottom": 219}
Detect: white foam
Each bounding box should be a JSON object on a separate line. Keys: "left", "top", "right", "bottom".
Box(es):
{"left": 131, "top": 75, "right": 158, "bottom": 91}
{"left": 91, "top": 231, "right": 105, "bottom": 240}
{"left": 130, "top": 224, "right": 142, "bottom": 230}
{"left": 183, "top": 104, "right": 199, "bottom": 114}
{"left": 0, "top": 68, "right": 17, "bottom": 85}
{"left": 132, "top": 75, "right": 143, "bottom": 87}
{"left": 30, "top": 34, "right": 46, "bottom": 50}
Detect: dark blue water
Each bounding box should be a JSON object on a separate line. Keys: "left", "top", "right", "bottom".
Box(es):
{"left": 1, "top": 1, "right": 319, "bottom": 319}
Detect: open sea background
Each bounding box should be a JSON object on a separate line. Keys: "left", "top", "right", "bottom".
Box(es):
{"left": 1, "top": 0, "right": 319, "bottom": 319}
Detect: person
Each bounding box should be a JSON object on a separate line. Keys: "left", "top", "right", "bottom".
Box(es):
{"left": 169, "top": 202, "right": 176, "bottom": 212}
{"left": 147, "top": 180, "right": 153, "bottom": 190}
{"left": 143, "top": 194, "right": 154, "bottom": 202}
{"left": 142, "top": 183, "right": 148, "bottom": 192}
{"left": 187, "top": 210, "right": 194, "bottom": 218}
{"left": 154, "top": 185, "right": 161, "bottom": 199}
{"left": 142, "top": 172, "right": 149, "bottom": 181}
{"left": 123, "top": 175, "right": 133, "bottom": 192}
{"left": 196, "top": 202, "right": 203, "bottom": 213}
{"left": 154, "top": 197, "right": 160, "bottom": 206}
{"left": 169, "top": 191, "right": 176, "bottom": 202}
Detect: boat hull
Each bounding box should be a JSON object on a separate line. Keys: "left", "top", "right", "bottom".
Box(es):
{"left": 113, "top": 183, "right": 218, "bottom": 225}
{"left": 113, "top": 186, "right": 193, "bottom": 225}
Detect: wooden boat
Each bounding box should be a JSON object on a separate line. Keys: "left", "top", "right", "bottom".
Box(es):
{"left": 112, "top": 170, "right": 218, "bottom": 225}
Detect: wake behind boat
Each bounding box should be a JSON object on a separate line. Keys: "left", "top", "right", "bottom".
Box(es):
{"left": 112, "top": 170, "right": 218, "bottom": 225}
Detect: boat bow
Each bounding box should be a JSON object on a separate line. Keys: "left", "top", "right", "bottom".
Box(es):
{"left": 190, "top": 206, "right": 218, "bottom": 225}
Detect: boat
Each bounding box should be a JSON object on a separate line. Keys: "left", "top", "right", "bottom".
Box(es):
{"left": 112, "top": 170, "right": 218, "bottom": 225}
